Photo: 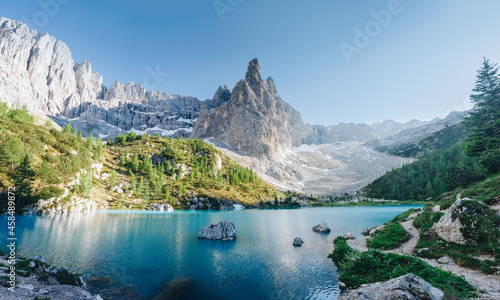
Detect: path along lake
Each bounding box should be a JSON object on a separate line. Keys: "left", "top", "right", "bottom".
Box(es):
{"left": 1, "top": 205, "right": 422, "bottom": 299}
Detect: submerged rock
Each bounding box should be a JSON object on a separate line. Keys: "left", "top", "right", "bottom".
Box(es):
{"left": 152, "top": 277, "right": 194, "bottom": 300}
{"left": 197, "top": 221, "right": 237, "bottom": 241}
{"left": 312, "top": 221, "right": 331, "bottom": 233}
{"left": 293, "top": 237, "right": 304, "bottom": 247}
{"left": 338, "top": 273, "right": 444, "bottom": 300}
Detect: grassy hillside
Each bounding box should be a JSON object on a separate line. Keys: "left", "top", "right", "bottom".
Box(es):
{"left": 0, "top": 101, "right": 282, "bottom": 213}
{"left": 104, "top": 132, "right": 280, "bottom": 209}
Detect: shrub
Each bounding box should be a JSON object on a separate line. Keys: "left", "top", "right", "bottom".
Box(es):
{"left": 34, "top": 186, "right": 65, "bottom": 200}
{"left": 366, "top": 223, "right": 410, "bottom": 250}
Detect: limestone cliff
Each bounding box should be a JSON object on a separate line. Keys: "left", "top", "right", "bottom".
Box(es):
{"left": 192, "top": 58, "right": 305, "bottom": 159}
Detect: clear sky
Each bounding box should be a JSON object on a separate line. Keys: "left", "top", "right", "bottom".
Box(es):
{"left": 1, "top": 0, "right": 500, "bottom": 125}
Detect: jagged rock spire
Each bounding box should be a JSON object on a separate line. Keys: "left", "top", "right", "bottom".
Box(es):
{"left": 245, "top": 58, "right": 262, "bottom": 90}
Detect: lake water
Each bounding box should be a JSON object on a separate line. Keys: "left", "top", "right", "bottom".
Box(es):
{"left": 1, "top": 205, "right": 421, "bottom": 299}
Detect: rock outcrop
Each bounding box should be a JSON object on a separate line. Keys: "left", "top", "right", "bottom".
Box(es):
{"left": 338, "top": 273, "right": 444, "bottom": 300}
{"left": 312, "top": 221, "right": 331, "bottom": 233}
{"left": 433, "top": 200, "right": 467, "bottom": 245}
{"left": 0, "top": 255, "right": 102, "bottom": 300}
{"left": 197, "top": 220, "right": 237, "bottom": 241}
{"left": 192, "top": 58, "right": 306, "bottom": 159}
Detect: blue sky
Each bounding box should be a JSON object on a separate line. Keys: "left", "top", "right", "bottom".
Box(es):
{"left": 1, "top": 0, "right": 500, "bottom": 125}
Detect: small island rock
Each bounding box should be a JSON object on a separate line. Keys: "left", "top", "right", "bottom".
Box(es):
{"left": 293, "top": 237, "right": 304, "bottom": 247}
{"left": 197, "top": 221, "right": 237, "bottom": 241}
{"left": 312, "top": 221, "right": 331, "bottom": 233}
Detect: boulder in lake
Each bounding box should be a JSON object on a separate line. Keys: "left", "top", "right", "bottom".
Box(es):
{"left": 312, "top": 221, "right": 331, "bottom": 233}
{"left": 338, "top": 273, "right": 444, "bottom": 300}
{"left": 293, "top": 237, "right": 304, "bottom": 247}
{"left": 197, "top": 220, "right": 237, "bottom": 241}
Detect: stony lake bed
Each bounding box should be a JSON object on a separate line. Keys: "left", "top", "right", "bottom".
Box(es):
{"left": 0, "top": 205, "right": 422, "bottom": 299}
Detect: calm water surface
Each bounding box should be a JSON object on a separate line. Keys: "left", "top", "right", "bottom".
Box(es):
{"left": 1, "top": 205, "right": 421, "bottom": 299}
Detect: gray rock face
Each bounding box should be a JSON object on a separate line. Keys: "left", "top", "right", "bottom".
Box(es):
{"left": 293, "top": 237, "right": 304, "bottom": 247}
{"left": 338, "top": 273, "right": 445, "bottom": 300}
{"left": 312, "top": 221, "right": 331, "bottom": 233}
{"left": 197, "top": 220, "right": 237, "bottom": 241}
{"left": 433, "top": 200, "right": 467, "bottom": 245}
{"left": 192, "top": 58, "right": 306, "bottom": 159}
{"left": 0, "top": 18, "right": 103, "bottom": 117}
{"left": 0, "top": 17, "right": 202, "bottom": 138}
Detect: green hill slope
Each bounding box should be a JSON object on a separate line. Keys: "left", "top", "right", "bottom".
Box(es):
{"left": 0, "top": 101, "right": 283, "bottom": 213}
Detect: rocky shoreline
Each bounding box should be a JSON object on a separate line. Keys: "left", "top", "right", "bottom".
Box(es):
{"left": 0, "top": 254, "right": 102, "bottom": 300}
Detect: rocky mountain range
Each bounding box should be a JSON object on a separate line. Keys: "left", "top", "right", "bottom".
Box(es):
{"left": 0, "top": 17, "right": 468, "bottom": 194}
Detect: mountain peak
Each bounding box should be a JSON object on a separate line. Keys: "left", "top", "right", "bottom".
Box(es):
{"left": 245, "top": 58, "right": 262, "bottom": 88}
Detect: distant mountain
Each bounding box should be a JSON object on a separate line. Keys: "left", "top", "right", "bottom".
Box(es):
{"left": 369, "top": 111, "right": 469, "bottom": 157}
{"left": 192, "top": 58, "right": 305, "bottom": 159}
{"left": 0, "top": 17, "right": 466, "bottom": 194}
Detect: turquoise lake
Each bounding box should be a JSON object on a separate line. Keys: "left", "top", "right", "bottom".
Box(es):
{"left": 1, "top": 205, "right": 422, "bottom": 299}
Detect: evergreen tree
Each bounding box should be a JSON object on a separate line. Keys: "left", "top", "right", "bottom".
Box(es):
{"left": 81, "top": 171, "right": 93, "bottom": 197}
{"left": 144, "top": 183, "right": 150, "bottom": 202}
{"left": 1, "top": 136, "right": 23, "bottom": 171}
{"left": 130, "top": 172, "right": 137, "bottom": 191}
{"left": 38, "top": 160, "right": 53, "bottom": 184}
{"left": 72, "top": 126, "right": 78, "bottom": 136}
{"left": 131, "top": 153, "right": 140, "bottom": 173}
{"left": 14, "top": 154, "right": 35, "bottom": 204}
{"left": 109, "top": 170, "right": 117, "bottom": 188}
{"left": 86, "top": 133, "right": 94, "bottom": 150}
{"left": 464, "top": 58, "right": 500, "bottom": 170}
{"left": 137, "top": 176, "right": 144, "bottom": 192}
{"left": 63, "top": 122, "right": 72, "bottom": 134}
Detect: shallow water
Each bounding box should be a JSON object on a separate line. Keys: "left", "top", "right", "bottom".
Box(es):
{"left": 1, "top": 205, "right": 421, "bottom": 299}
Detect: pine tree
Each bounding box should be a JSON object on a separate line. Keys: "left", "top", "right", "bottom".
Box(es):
{"left": 131, "top": 153, "right": 140, "bottom": 173}
{"left": 63, "top": 122, "right": 72, "bottom": 134}
{"left": 81, "top": 171, "right": 93, "bottom": 197}
{"left": 144, "top": 183, "right": 150, "bottom": 202}
{"left": 130, "top": 172, "right": 137, "bottom": 191}
{"left": 137, "top": 176, "right": 144, "bottom": 192}
{"left": 109, "top": 170, "right": 117, "bottom": 188}
{"left": 14, "top": 154, "right": 35, "bottom": 204}
{"left": 1, "top": 136, "right": 23, "bottom": 171}
{"left": 86, "top": 133, "right": 94, "bottom": 150}
{"left": 38, "top": 160, "right": 53, "bottom": 184}
{"left": 464, "top": 58, "right": 500, "bottom": 159}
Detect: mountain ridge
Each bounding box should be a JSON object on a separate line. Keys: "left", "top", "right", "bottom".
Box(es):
{"left": 0, "top": 17, "right": 468, "bottom": 193}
